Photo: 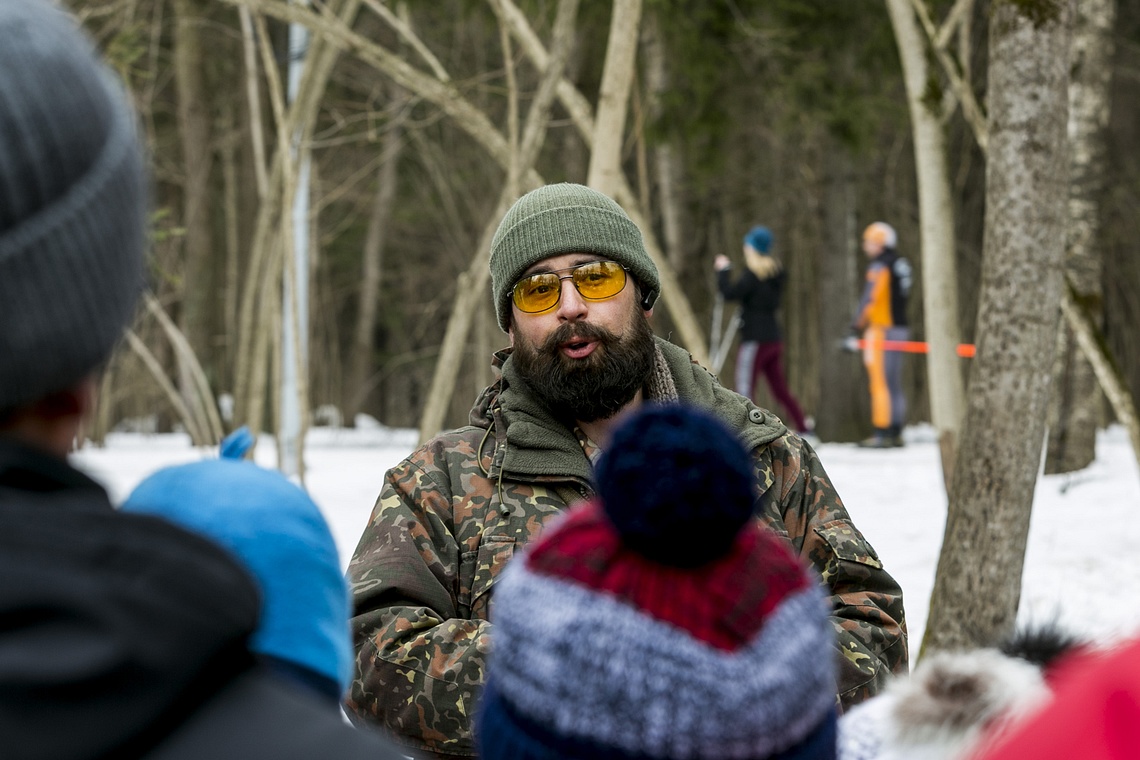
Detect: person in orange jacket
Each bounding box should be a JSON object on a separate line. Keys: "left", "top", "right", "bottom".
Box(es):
{"left": 852, "top": 222, "right": 912, "bottom": 448}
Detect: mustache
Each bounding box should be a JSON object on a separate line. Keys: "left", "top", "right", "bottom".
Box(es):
{"left": 539, "top": 321, "right": 618, "bottom": 353}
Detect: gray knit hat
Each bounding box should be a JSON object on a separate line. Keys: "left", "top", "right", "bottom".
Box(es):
{"left": 489, "top": 183, "right": 659, "bottom": 331}
{"left": 0, "top": 0, "right": 147, "bottom": 411}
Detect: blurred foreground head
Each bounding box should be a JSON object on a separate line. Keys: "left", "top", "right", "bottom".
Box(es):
{"left": 123, "top": 445, "right": 353, "bottom": 704}
{"left": 0, "top": 0, "right": 147, "bottom": 412}
{"left": 477, "top": 403, "right": 837, "bottom": 759}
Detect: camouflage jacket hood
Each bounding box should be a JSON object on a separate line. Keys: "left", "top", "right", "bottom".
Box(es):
{"left": 467, "top": 336, "right": 786, "bottom": 486}
{"left": 347, "top": 337, "right": 908, "bottom": 760}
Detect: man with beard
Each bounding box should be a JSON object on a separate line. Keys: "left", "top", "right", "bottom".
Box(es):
{"left": 346, "top": 183, "right": 908, "bottom": 759}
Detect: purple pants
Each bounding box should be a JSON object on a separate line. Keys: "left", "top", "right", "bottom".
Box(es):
{"left": 734, "top": 341, "right": 808, "bottom": 433}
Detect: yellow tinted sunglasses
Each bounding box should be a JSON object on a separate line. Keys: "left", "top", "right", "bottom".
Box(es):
{"left": 511, "top": 260, "right": 629, "bottom": 314}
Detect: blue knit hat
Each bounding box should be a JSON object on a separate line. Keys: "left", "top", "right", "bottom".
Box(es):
{"left": 121, "top": 443, "right": 352, "bottom": 701}
{"left": 744, "top": 225, "right": 773, "bottom": 254}
{"left": 477, "top": 404, "right": 837, "bottom": 760}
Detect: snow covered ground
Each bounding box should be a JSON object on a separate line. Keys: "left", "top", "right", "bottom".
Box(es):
{"left": 73, "top": 422, "right": 1140, "bottom": 662}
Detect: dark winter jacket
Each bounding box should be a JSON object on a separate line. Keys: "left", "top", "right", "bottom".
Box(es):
{"left": 717, "top": 264, "right": 785, "bottom": 343}
{"left": 0, "top": 438, "right": 404, "bottom": 760}
{"left": 346, "top": 337, "right": 908, "bottom": 759}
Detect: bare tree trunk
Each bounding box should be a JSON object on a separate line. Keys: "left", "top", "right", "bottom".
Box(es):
{"left": 220, "top": 95, "right": 242, "bottom": 397}
{"left": 233, "top": 0, "right": 361, "bottom": 434}
{"left": 885, "top": 0, "right": 966, "bottom": 489}
{"left": 586, "top": 0, "right": 642, "bottom": 198}
{"left": 346, "top": 87, "right": 408, "bottom": 423}
{"left": 923, "top": 0, "right": 1073, "bottom": 656}
{"left": 641, "top": 7, "right": 685, "bottom": 271}
{"left": 1061, "top": 284, "right": 1140, "bottom": 470}
{"left": 816, "top": 141, "right": 864, "bottom": 442}
{"left": 172, "top": 0, "right": 216, "bottom": 408}
{"left": 1045, "top": 0, "right": 1116, "bottom": 474}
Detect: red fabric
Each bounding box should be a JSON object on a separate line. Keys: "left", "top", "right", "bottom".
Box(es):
{"left": 971, "top": 636, "right": 1140, "bottom": 760}
{"left": 742, "top": 341, "right": 808, "bottom": 433}
{"left": 525, "top": 500, "right": 809, "bottom": 651}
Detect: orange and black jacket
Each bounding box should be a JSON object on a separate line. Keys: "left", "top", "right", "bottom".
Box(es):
{"left": 855, "top": 249, "right": 910, "bottom": 330}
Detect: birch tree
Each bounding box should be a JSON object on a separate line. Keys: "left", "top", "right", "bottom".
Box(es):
{"left": 885, "top": 0, "right": 966, "bottom": 487}
{"left": 922, "top": 0, "right": 1073, "bottom": 656}
{"left": 231, "top": 0, "right": 362, "bottom": 436}
{"left": 586, "top": 0, "right": 642, "bottom": 197}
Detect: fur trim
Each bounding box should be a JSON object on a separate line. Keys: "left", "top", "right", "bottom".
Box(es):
{"left": 838, "top": 649, "right": 1049, "bottom": 760}
{"left": 998, "top": 622, "right": 1086, "bottom": 670}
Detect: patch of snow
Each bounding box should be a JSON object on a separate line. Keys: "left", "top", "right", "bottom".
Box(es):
{"left": 72, "top": 424, "right": 1140, "bottom": 663}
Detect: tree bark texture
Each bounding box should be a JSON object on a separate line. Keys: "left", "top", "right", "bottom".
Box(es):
{"left": 172, "top": 0, "right": 217, "bottom": 399}
{"left": 1045, "top": 0, "right": 1116, "bottom": 474}
{"left": 641, "top": 8, "right": 686, "bottom": 272}
{"left": 923, "top": 0, "right": 1073, "bottom": 656}
{"left": 816, "top": 142, "right": 865, "bottom": 442}
{"left": 586, "top": 0, "right": 643, "bottom": 198}
{"left": 886, "top": 0, "right": 966, "bottom": 486}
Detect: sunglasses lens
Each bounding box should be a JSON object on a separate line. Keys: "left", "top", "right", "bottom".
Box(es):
{"left": 573, "top": 261, "right": 626, "bottom": 300}
{"left": 512, "top": 273, "right": 561, "bottom": 312}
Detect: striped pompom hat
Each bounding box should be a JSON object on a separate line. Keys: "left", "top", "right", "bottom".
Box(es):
{"left": 477, "top": 404, "right": 838, "bottom": 760}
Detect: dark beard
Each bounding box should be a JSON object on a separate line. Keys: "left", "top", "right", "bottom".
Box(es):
{"left": 512, "top": 313, "right": 656, "bottom": 423}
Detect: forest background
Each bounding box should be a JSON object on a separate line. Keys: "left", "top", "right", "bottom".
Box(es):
{"left": 64, "top": 0, "right": 1137, "bottom": 654}
{"left": 71, "top": 0, "right": 1137, "bottom": 447}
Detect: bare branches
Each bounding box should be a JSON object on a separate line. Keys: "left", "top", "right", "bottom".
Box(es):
{"left": 360, "top": 0, "right": 450, "bottom": 83}
{"left": 906, "top": 0, "right": 988, "bottom": 152}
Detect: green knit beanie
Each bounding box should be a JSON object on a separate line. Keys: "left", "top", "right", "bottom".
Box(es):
{"left": 489, "top": 183, "right": 660, "bottom": 332}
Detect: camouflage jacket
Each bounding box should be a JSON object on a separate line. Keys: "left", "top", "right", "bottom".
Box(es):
{"left": 345, "top": 337, "right": 908, "bottom": 759}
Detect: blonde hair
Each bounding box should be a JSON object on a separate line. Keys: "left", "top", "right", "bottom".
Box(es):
{"left": 744, "top": 246, "right": 781, "bottom": 280}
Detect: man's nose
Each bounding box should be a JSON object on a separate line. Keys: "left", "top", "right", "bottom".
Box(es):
{"left": 555, "top": 277, "right": 587, "bottom": 321}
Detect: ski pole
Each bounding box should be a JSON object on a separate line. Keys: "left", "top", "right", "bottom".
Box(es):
{"left": 842, "top": 337, "right": 976, "bottom": 358}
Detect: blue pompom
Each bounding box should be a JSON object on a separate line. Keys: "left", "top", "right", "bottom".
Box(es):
{"left": 595, "top": 404, "right": 756, "bottom": 567}
{"left": 220, "top": 425, "right": 255, "bottom": 460}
